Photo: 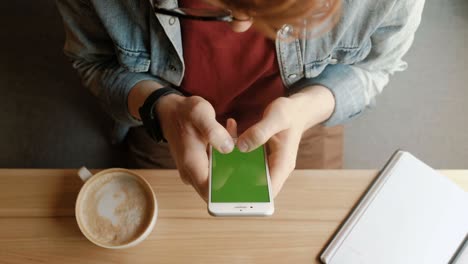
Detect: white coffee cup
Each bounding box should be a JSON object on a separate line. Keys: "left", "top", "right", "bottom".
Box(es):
{"left": 75, "top": 167, "right": 157, "bottom": 249}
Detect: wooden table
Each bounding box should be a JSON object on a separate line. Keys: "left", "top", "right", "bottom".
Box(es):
{"left": 0, "top": 169, "right": 467, "bottom": 264}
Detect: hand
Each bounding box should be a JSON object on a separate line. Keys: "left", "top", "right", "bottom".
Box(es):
{"left": 156, "top": 95, "right": 235, "bottom": 201}
{"left": 237, "top": 97, "right": 305, "bottom": 198}
{"left": 236, "top": 85, "right": 335, "bottom": 198}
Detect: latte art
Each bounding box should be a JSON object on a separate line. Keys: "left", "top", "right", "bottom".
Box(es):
{"left": 79, "top": 172, "right": 154, "bottom": 246}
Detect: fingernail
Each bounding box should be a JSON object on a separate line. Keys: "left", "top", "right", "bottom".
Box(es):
{"left": 221, "top": 139, "right": 234, "bottom": 153}
{"left": 237, "top": 140, "right": 249, "bottom": 152}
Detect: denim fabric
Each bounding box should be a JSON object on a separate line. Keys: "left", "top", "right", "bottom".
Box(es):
{"left": 56, "top": 0, "right": 425, "bottom": 141}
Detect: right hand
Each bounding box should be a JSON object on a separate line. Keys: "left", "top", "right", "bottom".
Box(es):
{"left": 155, "top": 95, "right": 235, "bottom": 201}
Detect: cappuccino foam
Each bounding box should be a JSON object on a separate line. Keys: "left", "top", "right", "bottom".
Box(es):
{"left": 79, "top": 171, "right": 153, "bottom": 246}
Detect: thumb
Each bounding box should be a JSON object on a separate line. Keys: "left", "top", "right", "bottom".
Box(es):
{"left": 237, "top": 103, "right": 290, "bottom": 152}
{"left": 189, "top": 101, "right": 234, "bottom": 154}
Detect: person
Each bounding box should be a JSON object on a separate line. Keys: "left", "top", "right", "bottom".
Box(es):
{"left": 56, "top": 0, "right": 425, "bottom": 200}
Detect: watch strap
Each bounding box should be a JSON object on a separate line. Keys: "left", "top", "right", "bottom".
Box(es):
{"left": 138, "top": 87, "right": 182, "bottom": 142}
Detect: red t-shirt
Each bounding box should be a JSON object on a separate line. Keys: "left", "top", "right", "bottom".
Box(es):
{"left": 179, "top": 0, "right": 285, "bottom": 133}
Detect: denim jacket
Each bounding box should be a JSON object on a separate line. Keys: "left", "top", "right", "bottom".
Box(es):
{"left": 56, "top": 0, "right": 425, "bottom": 142}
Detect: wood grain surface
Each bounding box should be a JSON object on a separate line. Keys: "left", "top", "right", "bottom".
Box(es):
{"left": 0, "top": 169, "right": 466, "bottom": 264}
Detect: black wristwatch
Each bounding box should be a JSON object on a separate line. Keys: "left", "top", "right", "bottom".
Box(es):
{"left": 138, "top": 87, "right": 183, "bottom": 142}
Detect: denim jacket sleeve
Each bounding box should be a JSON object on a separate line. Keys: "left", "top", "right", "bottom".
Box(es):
{"left": 56, "top": 0, "right": 159, "bottom": 127}
{"left": 299, "top": 0, "right": 425, "bottom": 126}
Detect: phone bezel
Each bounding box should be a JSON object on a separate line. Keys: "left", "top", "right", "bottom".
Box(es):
{"left": 208, "top": 144, "right": 275, "bottom": 217}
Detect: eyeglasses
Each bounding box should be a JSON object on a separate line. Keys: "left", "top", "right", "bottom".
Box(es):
{"left": 152, "top": 6, "right": 251, "bottom": 22}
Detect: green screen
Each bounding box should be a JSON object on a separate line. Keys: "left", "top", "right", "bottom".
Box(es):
{"left": 211, "top": 145, "right": 270, "bottom": 203}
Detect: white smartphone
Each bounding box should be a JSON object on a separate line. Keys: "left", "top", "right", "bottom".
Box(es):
{"left": 208, "top": 141, "right": 274, "bottom": 217}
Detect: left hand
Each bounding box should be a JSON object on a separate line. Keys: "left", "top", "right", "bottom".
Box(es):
{"left": 236, "top": 85, "right": 336, "bottom": 198}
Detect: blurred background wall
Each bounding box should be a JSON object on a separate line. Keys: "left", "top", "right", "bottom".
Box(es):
{"left": 0, "top": 1, "right": 125, "bottom": 168}
{"left": 344, "top": 0, "right": 468, "bottom": 169}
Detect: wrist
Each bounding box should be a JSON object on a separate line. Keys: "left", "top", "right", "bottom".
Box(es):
{"left": 154, "top": 93, "right": 185, "bottom": 124}
{"left": 289, "top": 85, "right": 336, "bottom": 130}
{"left": 138, "top": 87, "right": 184, "bottom": 142}
{"left": 128, "top": 80, "right": 163, "bottom": 120}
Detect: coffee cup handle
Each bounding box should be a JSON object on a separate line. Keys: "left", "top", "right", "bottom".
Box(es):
{"left": 78, "top": 167, "right": 93, "bottom": 182}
